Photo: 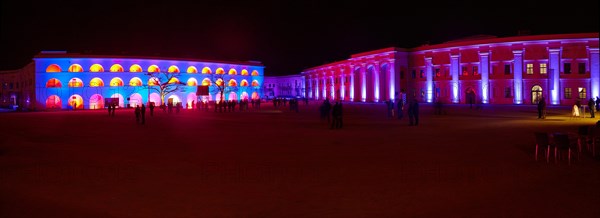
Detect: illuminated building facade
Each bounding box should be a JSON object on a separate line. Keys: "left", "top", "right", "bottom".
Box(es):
{"left": 263, "top": 75, "right": 306, "bottom": 99}
{"left": 302, "top": 33, "right": 599, "bottom": 106}
{"left": 1, "top": 51, "right": 264, "bottom": 110}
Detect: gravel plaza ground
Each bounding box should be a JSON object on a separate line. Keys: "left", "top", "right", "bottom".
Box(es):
{"left": 1, "top": 101, "right": 599, "bottom": 218}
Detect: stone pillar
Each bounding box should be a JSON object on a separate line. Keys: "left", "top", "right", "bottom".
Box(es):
{"left": 450, "top": 54, "right": 460, "bottom": 103}
{"left": 330, "top": 75, "right": 335, "bottom": 100}
{"left": 548, "top": 48, "right": 561, "bottom": 105}
{"left": 425, "top": 57, "right": 433, "bottom": 103}
{"left": 479, "top": 51, "right": 490, "bottom": 103}
{"left": 361, "top": 65, "right": 366, "bottom": 102}
{"left": 340, "top": 71, "right": 345, "bottom": 100}
{"left": 513, "top": 50, "right": 523, "bottom": 104}
{"left": 349, "top": 65, "right": 355, "bottom": 101}
{"left": 374, "top": 62, "right": 380, "bottom": 102}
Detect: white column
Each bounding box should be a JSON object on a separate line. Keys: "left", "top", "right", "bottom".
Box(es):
{"left": 361, "top": 66, "right": 366, "bottom": 102}
{"left": 389, "top": 61, "right": 395, "bottom": 101}
{"left": 450, "top": 54, "right": 460, "bottom": 103}
{"left": 374, "top": 62, "right": 380, "bottom": 102}
{"left": 349, "top": 66, "right": 355, "bottom": 101}
{"left": 330, "top": 75, "right": 335, "bottom": 100}
{"left": 549, "top": 48, "right": 560, "bottom": 105}
{"left": 315, "top": 76, "right": 320, "bottom": 100}
{"left": 425, "top": 57, "right": 433, "bottom": 103}
{"left": 479, "top": 51, "right": 490, "bottom": 103}
{"left": 340, "top": 71, "right": 345, "bottom": 100}
{"left": 590, "top": 48, "right": 599, "bottom": 99}
{"left": 513, "top": 50, "right": 523, "bottom": 104}
{"left": 322, "top": 75, "right": 327, "bottom": 100}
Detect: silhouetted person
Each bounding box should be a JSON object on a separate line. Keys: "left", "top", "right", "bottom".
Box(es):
{"left": 408, "top": 99, "right": 419, "bottom": 126}
{"left": 141, "top": 104, "right": 146, "bottom": 124}
{"left": 149, "top": 102, "right": 155, "bottom": 116}
{"left": 135, "top": 105, "right": 140, "bottom": 124}
{"left": 107, "top": 104, "right": 112, "bottom": 116}
{"left": 537, "top": 97, "right": 546, "bottom": 119}
{"left": 397, "top": 98, "right": 404, "bottom": 120}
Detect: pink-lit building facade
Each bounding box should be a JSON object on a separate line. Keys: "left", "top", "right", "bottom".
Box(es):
{"left": 0, "top": 51, "right": 264, "bottom": 110}
{"left": 302, "top": 33, "right": 599, "bottom": 106}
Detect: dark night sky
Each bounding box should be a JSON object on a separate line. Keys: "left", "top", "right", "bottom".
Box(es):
{"left": 1, "top": 0, "right": 598, "bottom": 75}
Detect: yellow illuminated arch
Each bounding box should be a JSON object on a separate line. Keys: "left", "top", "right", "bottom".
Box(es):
{"left": 109, "top": 77, "right": 124, "bottom": 86}
{"left": 148, "top": 65, "right": 160, "bottom": 72}
{"left": 251, "top": 92, "right": 259, "bottom": 100}
{"left": 187, "top": 66, "right": 198, "bottom": 73}
{"left": 89, "top": 77, "right": 104, "bottom": 87}
{"left": 240, "top": 69, "right": 248, "bottom": 76}
{"left": 46, "top": 78, "right": 62, "bottom": 88}
{"left": 251, "top": 70, "right": 259, "bottom": 76}
{"left": 228, "top": 69, "right": 237, "bottom": 75}
{"left": 251, "top": 80, "right": 259, "bottom": 87}
{"left": 110, "top": 64, "right": 124, "bottom": 72}
{"left": 240, "top": 79, "right": 249, "bottom": 87}
{"left": 90, "top": 64, "right": 104, "bottom": 72}
{"left": 216, "top": 78, "right": 223, "bottom": 86}
{"left": 129, "top": 64, "right": 142, "bottom": 72}
{"left": 129, "top": 77, "right": 143, "bottom": 86}
{"left": 68, "top": 64, "right": 84, "bottom": 72}
{"left": 201, "top": 78, "right": 211, "bottom": 86}
{"left": 228, "top": 79, "right": 237, "bottom": 86}
{"left": 46, "top": 64, "right": 61, "bottom": 72}
{"left": 216, "top": 68, "right": 225, "bottom": 75}
{"left": 68, "top": 78, "right": 84, "bottom": 87}
{"left": 168, "top": 65, "right": 180, "bottom": 73}
{"left": 168, "top": 77, "right": 180, "bottom": 84}
{"left": 148, "top": 77, "right": 160, "bottom": 86}
{"left": 202, "top": 67, "right": 212, "bottom": 74}
{"left": 187, "top": 78, "right": 198, "bottom": 86}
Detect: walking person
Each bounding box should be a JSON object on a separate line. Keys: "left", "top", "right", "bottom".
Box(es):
{"left": 149, "top": 102, "right": 154, "bottom": 116}
{"left": 537, "top": 97, "right": 545, "bottom": 119}
{"left": 141, "top": 103, "right": 146, "bottom": 124}
{"left": 330, "top": 101, "right": 339, "bottom": 129}
{"left": 588, "top": 97, "right": 596, "bottom": 118}
{"left": 397, "top": 98, "right": 404, "bottom": 120}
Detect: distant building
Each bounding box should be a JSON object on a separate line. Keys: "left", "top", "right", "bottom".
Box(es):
{"left": 302, "top": 33, "right": 599, "bottom": 106}
{"left": 263, "top": 75, "right": 306, "bottom": 99}
{"left": 0, "top": 51, "right": 264, "bottom": 110}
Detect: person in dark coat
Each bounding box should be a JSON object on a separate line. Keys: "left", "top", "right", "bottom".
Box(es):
{"left": 141, "top": 103, "right": 146, "bottom": 124}
{"left": 537, "top": 97, "right": 546, "bottom": 119}
{"left": 135, "top": 105, "right": 141, "bottom": 124}
{"left": 408, "top": 99, "right": 419, "bottom": 126}
{"left": 588, "top": 97, "right": 595, "bottom": 118}
{"left": 149, "top": 102, "right": 155, "bottom": 116}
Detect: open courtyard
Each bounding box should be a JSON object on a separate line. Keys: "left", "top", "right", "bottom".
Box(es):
{"left": 1, "top": 102, "right": 599, "bottom": 217}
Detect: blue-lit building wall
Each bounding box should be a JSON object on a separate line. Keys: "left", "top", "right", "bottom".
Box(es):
{"left": 34, "top": 56, "right": 264, "bottom": 110}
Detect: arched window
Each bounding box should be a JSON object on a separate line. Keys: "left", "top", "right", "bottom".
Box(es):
{"left": 68, "top": 94, "right": 84, "bottom": 109}
{"left": 68, "top": 64, "right": 84, "bottom": 72}
{"left": 130, "top": 64, "right": 143, "bottom": 72}
{"left": 532, "top": 85, "right": 543, "bottom": 104}
{"left": 148, "top": 77, "right": 160, "bottom": 86}
{"left": 90, "top": 64, "right": 104, "bottom": 72}
{"left": 216, "top": 78, "right": 224, "bottom": 86}
{"left": 129, "top": 77, "right": 143, "bottom": 86}
{"left": 228, "top": 79, "right": 237, "bottom": 86}
{"left": 148, "top": 65, "right": 160, "bottom": 72}
{"left": 251, "top": 80, "right": 260, "bottom": 87}
{"left": 251, "top": 70, "right": 259, "bottom": 76}
{"left": 68, "top": 78, "right": 84, "bottom": 87}
{"left": 187, "top": 78, "right": 198, "bottom": 86}
{"left": 89, "top": 77, "right": 104, "bottom": 87}
{"left": 109, "top": 77, "right": 124, "bottom": 86}
{"left": 201, "top": 78, "right": 211, "bottom": 86}
{"left": 110, "top": 64, "right": 124, "bottom": 72}
{"left": 216, "top": 68, "right": 225, "bottom": 75}
{"left": 228, "top": 69, "right": 237, "bottom": 75}
{"left": 202, "top": 67, "right": 212, "bottom": 74}
{"left": 240, "top": 79, "right": 249, "bottom": 87}
{"left": 168, "top": 65, "right": 180, "bottom": 73}
{"left": 241, "top": 69, "right": 249, "bottom": 76}
{"left": 46, "top": 95, "right": 62, "bottom": 109}
{"left": 46, "top": 64, "right": 61, "bottom": 72}
{"left": 187, "top": 66, "right": 198, "bottom": 73}
{"left": 46, "top": 78, "right": 62, "bottom": 87}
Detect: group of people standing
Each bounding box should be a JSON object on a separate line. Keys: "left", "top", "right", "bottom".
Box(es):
{"left": 320, "top": 99, "right": 343, "bottom": 129}
{"left": 385, "top": 97, "right": 419, "bottom": 126}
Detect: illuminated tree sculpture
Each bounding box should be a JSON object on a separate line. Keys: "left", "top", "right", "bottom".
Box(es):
{"left": 145, "top": 71, "right": 185, "bottom": 104}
